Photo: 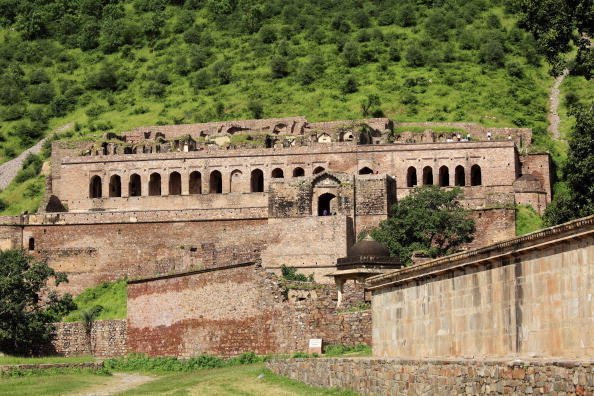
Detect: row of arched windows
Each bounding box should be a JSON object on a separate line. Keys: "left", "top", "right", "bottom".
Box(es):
{"left": 406, "top": 165, "right": 482, "bottom": 188}
{"left": 89, "top": 166, "right": 328, "bottom": 198}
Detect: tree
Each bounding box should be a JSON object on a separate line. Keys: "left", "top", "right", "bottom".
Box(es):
{"left": 0, "top": 249, "right": 75, "bottom": 355}
{"left": 544, "top": 105, "right": 594, "bottom": 225}
{"left": 360, "top": 94, "right": 381, "bottom": 117}
{"left": 370, "top": 186, "right": 475, "bottom": 265}
{"left": 270, "top": 55, "right": 289, "bottom": 79}
{"left": 516, "top": 0, "right": 594, "bottom": 78}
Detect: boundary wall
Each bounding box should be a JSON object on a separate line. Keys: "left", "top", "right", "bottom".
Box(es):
{"left": 52, "top": 320, "right": 127, "bottom": 357}
{"left": 267, "top": 357, "right": 593, "bottom": 395}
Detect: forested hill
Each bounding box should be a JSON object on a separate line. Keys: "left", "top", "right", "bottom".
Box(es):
{"left": 0, "top": 0, "right": 565, "bottom": 162}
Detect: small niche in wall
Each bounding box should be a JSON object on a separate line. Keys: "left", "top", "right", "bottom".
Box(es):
{"left": 28, "top": 237, "right": 35, "bottom": 251}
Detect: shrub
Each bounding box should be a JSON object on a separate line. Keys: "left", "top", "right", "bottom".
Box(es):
{"left": 405, "top": 44, "right": 427, "bottom": 67}
{"left": 479, "top": 39, "right": 505, "bottom": 67}
{"left": 270, "top": 55, "right": 289, "bottom": 78}
{"left": 0, "top": 198, "right": 7, "bottom": 211}
{"left": 1, "top": 104, "right": 26, "bottom": 121}
{"left": 341, "top": 75, "right": 358, "bottom": 94}
{"left": 281, "top": 265, "right": 313, "bottom": 282}
{"left": 28, "top": 83, "right": 55, "bottom": 104}
{"left": 14, "top": 154, "right": 43, "bottom": 183}
{"left": 144, "top": 81, "right": 166, "bottom": 97}
{"left": 85, "top": 64, "right": 120, "bottom": 91}
{"left": 192, "top": 69, "right": 211, "bottom": 91}
{"left": 213, "top": 59, "right": 232, "bottom": 85}
{"left": 247, "top": 100, "right": 263, "bottom": 119}
{"left": 342, "top": 41, "right": 360, "bottom": 67}
{"left": 506, "top": 61, "right": 524, "bottom": 78}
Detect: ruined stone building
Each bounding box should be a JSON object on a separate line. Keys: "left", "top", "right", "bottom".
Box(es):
{"left": 0, "top": 116, "right": 558, "bottom": 357}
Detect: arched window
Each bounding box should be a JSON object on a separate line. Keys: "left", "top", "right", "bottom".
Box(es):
{"left": 293, "top": 167, "right": 305, "bottom": 177}
{"left": 250, "top": 169, "right": 264, "bottom": 192}
{"left": 271, "top": 168, "right": 284, "bottom": 178}
{"left": 109, "top": 175, "right": 121, "bottom": 197}
{"left": 313, "top": 166, "right": 325, "bottom": 174}
{"left": 129, "top": 174, "right": 141, "bottom": 197}
{"left": 439, "top": 166, "right": 449, "bottom": 187}
{"left": 471, "top": 164, "right": 482, "bottom": 186}
{"left": 422, "top": 166, "right": 433, "bottom": 185}
{"left": 89, "top": 175, "right": 102, "bottom": 198}
{"left": 406, "top": 167, "right": 417, "bottom": 187}
{"left": 318, "top": 193, "right": 337, "bottom": 216}
{"left": 209, "top": 170, "right": 222, "bottom": 194}
{"left": 189, "top": 171, "right": 202, "bottom": 194}
{"left": 455, "top": 165, "right": 465, "bottom": 186}
{"left": 149, "top": 173, "right": 161, "bottom": 196}
{"left": 359, "top": 167, "right": 373, "bottom": 175}
{"left": 230, "top": 169, "right": 242, "bottom": 193}
{"left": 28, "top": 237, "right": 35, "bottom": 251}
{"left": 169, "top": 172, "right": 181, "bottom": 195}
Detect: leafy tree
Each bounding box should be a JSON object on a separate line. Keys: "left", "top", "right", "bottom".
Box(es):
{"left": 341, "top": 75, "right": 358, "bottom": 94}
{"left": 342, "top": 41, "right": 360, "bottom": 67}
{"left": 360, "top": 94, "right": 381, "bottom": 117}
{"left": 544, "top": 105, "right": 594, "bottom": 224}
{"left": 270, "top": 55, "right": 289, "bottom": 79}
{"left": 213, "top": 59, "right": 232, "bottom": 85}
{"left": 370, "top": 186, "right": 475, "bottom": 265}
{"left": 0, "top": 249, "right": 75, "bottom": 355}
{"left": 516, "top": 0, "right": 594, "bottom": 78}
{"left": 192, "top": 68, "right": 211, "bottom": 91}
{"left": 479, "top": 39, "right": 505, "bottom": 67}
{"left": 247, "top": 99, "right": 263, "bottom": 119}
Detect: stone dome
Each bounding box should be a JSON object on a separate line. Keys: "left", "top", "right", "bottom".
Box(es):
{"left": 347, "top": 235, "right": 390, "bottom": 257}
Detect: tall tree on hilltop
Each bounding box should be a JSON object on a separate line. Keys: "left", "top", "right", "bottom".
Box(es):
{"left": 515, "top": 0, "right": 594, "bottom": 78}
{"left": 370, "top": 186, "right": 475, "bottom": 265}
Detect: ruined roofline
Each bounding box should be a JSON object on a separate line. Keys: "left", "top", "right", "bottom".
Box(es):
{"left": 60, "top": 140, "right": 517, "bottom": 164}
{"left": 366, "top": 214, "right": 594, "bottom": 290}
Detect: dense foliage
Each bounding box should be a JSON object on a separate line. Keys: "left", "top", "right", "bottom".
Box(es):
{"left": 104, "top": 352, "right": 263, "bottom": 372}
{"left": 63, "top": 279, "right": 127, "bottom": 322}
{"left": 370, "top": 186, "right": 475, "bottom": 265}
{"left": 544, "top": 104, "right": 594, "bottom": 225}
{"left": 0, "top": 249, "right": 75, "bottom": 355}
{"left": 0, "top": 0, "right": 557, "bottom": 166}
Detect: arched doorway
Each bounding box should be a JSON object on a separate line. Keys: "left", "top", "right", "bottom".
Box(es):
{"left": 169, "top": 172, "right": 181, "bottom": 195}
{"left": 318, "top": 193, "right": 337, "bottom": 216}
{"left": 189, "top": 171, "right": 201, "bottom": 194}
{"left": 89, "top": 175, "right": 102, "bottom": 198}
{"left": 439, "top": 166, "right": 449, "bottom": 187}
{"left": 149, "top": 173, "right": 161, "bottom": 196}
{"left": 251, "top": 169, "right": 264, "bottom": 192}
{"left": 471, "top": 165, "right": 482, "bottom": 186}
{"left": 455, "top": 165, "right": 465, "bottom": 186}
{"left": 406, "top": 167, "right": 417, "bottom": 187}
{"left": 359, "top": 167, "right": 373, "bottom": 175}
{"left": 109, "top": 175, "right": 121, "bottom": 197}
{"left": 209, "top": 170, "right": 222, "bottom": 194}
{"left": 422, "top": 166, "right": 433, "bottom": 185}
{"left": 129, "top": 174, "right": 141, "bottom": 197}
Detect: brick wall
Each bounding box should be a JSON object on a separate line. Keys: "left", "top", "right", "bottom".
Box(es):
{"left": 52, "top": 320, "right": 126, "bottom": 357}
{"left": 267, "top": 357, "right": 594, "bottom": 395}
{"left": 127, "top": 263, "right": 371, "bottom": 357}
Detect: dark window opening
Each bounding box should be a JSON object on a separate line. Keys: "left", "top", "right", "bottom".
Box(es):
{"left": 293, "top": 167, "right": 305, "bottom": 177}
{"left": 169, "top": 172, "right": 181, "bottom": 195}
{"left": 439, "top": 166, "right": 449, "bottom": 187}
{"left": 109, "top": 175, "right": 121, "bottom": 197}
{"left": 129, "top": 174, "right": 141, "bottom": 197}
{"left": 250, "top": 169, "right": 264, "bottom": 192}
{"left": 89, "top": 175, "right": 102, "bottom": 198}
{"left": 471, "top": 164, "right": 482, "bottom": 186}
{"left": 149, "top": 173, "right": 162, "bottom": 196}
{"left": 455, "top": 166, "right": 465, "bottom": 186}
{"left": 422, "top": 166, "right": 433, "bottom": 185}
{"left": 210, "top": 170, "right": 222, "bottom": 194}
{"left": 28, "top": 237, "right": 35, "bottom": 251}
{"left": 406, "top": 167, "right": 417, "bottom": 187}
{"left": 318, "top": 193, "right": 337, "bottom": 216}
{"left": 313, "top": 166, "right": 325, "bottom": 174}
{"left": 271, "top": 168, "right": 284, "bottom": 178}
{"left": 359, "top": 167, "right": 373, "bottom": 175}
{"left": 189, "top": 171, "right": 202, "bottom": 194}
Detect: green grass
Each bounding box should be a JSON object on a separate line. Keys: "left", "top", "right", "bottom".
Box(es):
{"left": 0, "top": 355, "right": 95, "bottom": 365}
{"left": 0, "top": 372, "right": 113, "bottom": 396}
{"left": 63, "top": 279, "right": 127, "bottom": 322}
{"left": 515, "top": 204, "right": 544, "bottom": 236}
{"left": 120, "top": 363, "right": 356, "bottom": 396}
{"left": 0, "top": 175, "right": 45, "bottom": 216}
{"left": 323, "top": 344, "right": 372, "bottom": 357}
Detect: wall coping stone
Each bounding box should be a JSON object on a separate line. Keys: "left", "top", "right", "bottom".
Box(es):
{"left": 367, "top": 215, "right": 594, "bottom": 290}
{"left": 128, "top": 261, "right": 255, "bottom": 284}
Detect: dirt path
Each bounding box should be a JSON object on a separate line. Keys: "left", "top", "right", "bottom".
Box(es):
{"left": 547, "top": 68, "right": 569, "bottom": 140}
{"left": 0, "top": 123, "right": 73, "bottom": 191}
{"left": 69, "top": 372, "right": 156, "bottom": 396}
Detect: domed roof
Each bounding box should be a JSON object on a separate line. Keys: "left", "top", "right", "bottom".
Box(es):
{"left": 347, "top": 235, "right": 390, "bottom": 257}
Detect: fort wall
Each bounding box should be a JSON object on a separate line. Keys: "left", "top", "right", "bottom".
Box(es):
{"left": 368, "top": 216, "right": 594, "bottom": 359}
{"left": 127, "top": 263, "right": 371, "bottom": 357}
{"left": 52, "top": 320, "right": 127, "bottom": 357}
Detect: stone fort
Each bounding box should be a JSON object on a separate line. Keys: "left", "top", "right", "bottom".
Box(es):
{"left": 0, "top": 116, "right": 568, "bottom": 360}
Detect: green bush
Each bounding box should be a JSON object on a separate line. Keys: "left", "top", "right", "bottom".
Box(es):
{"left": 281, "top": 265, "right": 313, "bottom": 282}
{"left": 14, "top": 154, "right": 43, "bottom": 184}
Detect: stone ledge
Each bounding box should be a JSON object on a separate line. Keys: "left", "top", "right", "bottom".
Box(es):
{"left": 0, "top": 361, "right": 104, "bottom": 372}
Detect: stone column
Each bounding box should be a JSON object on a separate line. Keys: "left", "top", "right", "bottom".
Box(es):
{"left": 181, "top": 171, "right": 189, "bottom": 195}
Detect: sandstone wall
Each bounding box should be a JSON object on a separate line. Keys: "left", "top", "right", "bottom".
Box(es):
{"left": 267, "top": 357, "right": 593, "bottom": 395}
{"left": 368, "top": 216, "right": 594, "bottom": 359}
{"left": 52, "top": 320, "right": 127, "bottom": 357}
{"left": 127, "top": 263, "right": 371, "bottom": 357}
{"left": 0, "top": 222, "right": 22, "bottom": 251}
{"left": 520, "top": 154, "right": 553, "bottom": 202}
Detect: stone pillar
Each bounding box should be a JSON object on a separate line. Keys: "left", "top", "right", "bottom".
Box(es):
{"left": 162, "top": 173, "right": 169, "bottom": 196}
{"left": 141, "top": 174, "right": 149, "bottom": 197}
{"left": 181, "top": 171, "right": 189, "bottom": 195}
{"left": 335, "top": 277, "right": 346, "bottom": 308}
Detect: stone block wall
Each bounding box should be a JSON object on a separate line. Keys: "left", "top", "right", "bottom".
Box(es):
{"left": 267, "top": 357, "right": 594, "bottom": 395}
{"left": 368, "top": 216, "right": 594, "bottom": 359}
{"left": 520, "top": 154, "right": 553, "bottom": 202}
{"left": 52, "top": 320, "right": 127, "bottom": 357}
{"left": 127, "top": 263, "right": 371, "bottom": 357}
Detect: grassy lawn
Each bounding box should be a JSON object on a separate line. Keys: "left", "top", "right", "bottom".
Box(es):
{"left": 0, "top": 372, "right": 113, "bottom": 396}
{"left": 120, "top": 363, "right": 355, "bottom": 396}
{"left": 0, "top": 355, "right": 95, "bottom": 365}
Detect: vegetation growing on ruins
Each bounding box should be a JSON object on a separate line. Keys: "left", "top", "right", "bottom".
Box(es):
{"left": 0, "top": 0, "right": 575, "bottom": 168}
{"left": 63, "top": 279, "right": 127, "bottom": 322}
{"left": 0, "top": 249, "right": 75, "bottom": 355}
{"left": 515, "top": 204, "right": 544, "bottom": 236}
{"left": 280, "top": 265, "right": 314, "bottom": 282}
{"left": 370, "top": 186, "right": 475, "bottom": 265}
